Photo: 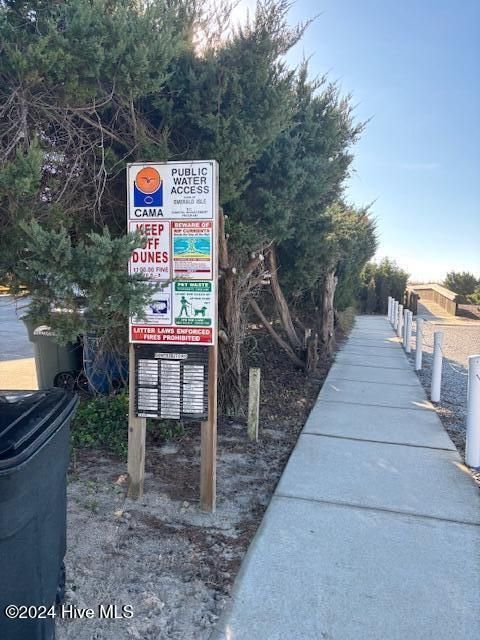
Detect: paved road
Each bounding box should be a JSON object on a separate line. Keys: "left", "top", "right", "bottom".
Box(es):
{"left": 211, "top": 316, "right": 480, "bottom": 640}
{"left": 0, "top": 296, "right": 33, "bottom": 361}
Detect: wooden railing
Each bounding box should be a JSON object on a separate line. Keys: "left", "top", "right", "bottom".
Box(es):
{"left": 406, "top": 283, "right": 459, "bottom": 316}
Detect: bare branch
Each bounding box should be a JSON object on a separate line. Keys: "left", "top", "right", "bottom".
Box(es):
{"left": 249, "top": 298, "right": 305, "bottom": 369}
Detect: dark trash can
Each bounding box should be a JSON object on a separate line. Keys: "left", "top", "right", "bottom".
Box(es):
{"left": 0, "top": 389, "right": 78, "bottom": 640}
{"left": 22, "top": 318, "right": 82, "bottom": 390}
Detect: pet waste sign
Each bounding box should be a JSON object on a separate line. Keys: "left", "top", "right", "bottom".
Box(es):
{"left": 127, "top": 161, "right": 218, "bottom": 346}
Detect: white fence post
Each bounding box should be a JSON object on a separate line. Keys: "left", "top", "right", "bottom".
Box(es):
{"left": 393, "top": 301, "right": 399, "bottom": 330}
{"left": 405, "top": 311, "right": 413, "bottom": 354}
{"left": 415, "top": 318, "right": 423, "bottom": 370}
{"left": 387, "top": 296, "right": 392, "bottom": 321}
{"left": 397, "top": 304, "right": 404, "bottom": 338}
{"left": 430, "top": 331, "right": 443, "bottom": 402}
{"left": 403, "top": 308, "right": 409, "bottom": 349}
{"left": 466, "top": 355, "right": 480, "bottom": 468}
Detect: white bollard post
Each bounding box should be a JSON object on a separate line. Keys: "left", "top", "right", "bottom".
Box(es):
{"left": 430, "top": 331, "right": 443, "bottom": 402}
{"left": 393, "top": 301, "right": 398, "bottom": 330}
{"left": 387, "top": 297, "right": 392, "bottom": 321}
{"left": 466, "top": 355, "right": 480, "bottom": 468}
{"left": 415, "top": 318, "right": 423, "bottom": 370}
{"left": 405, "top": 311, "right": 413, "bottom": 354}
{"left": 403, "top": 308, "right": 409, "bottom": 348}
{"left": 397, "top": 304, "right": 403, "bottom": 338}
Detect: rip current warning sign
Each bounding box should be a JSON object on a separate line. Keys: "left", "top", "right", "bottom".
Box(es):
{"left": 172, "top": 221, "right": 212, "bottom": 279}
{"left": 127, "top": 161, "right": 218, "bottom": 346}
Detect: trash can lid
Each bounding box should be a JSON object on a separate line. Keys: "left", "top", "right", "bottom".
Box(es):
{"left": 0, "top": 389, "right": 77, "bottom": 470}
{"left": 33, "top": 325, "right": 56, "bottom": 336}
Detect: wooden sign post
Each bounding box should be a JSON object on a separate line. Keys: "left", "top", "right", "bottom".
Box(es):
{"left": 126, "top": 161, "right": 219, "bottom": 509}
{"left": 200, "top": 173, "right": 219, "bottom": 512}
{"left": 127, "top": 343, "right": 146, "bottom": 498}
{"left": 247, "top": 367, "right": 260, "bottom": 442}
{"left": 200, "top": 344, "right": 218, "bottom": 511}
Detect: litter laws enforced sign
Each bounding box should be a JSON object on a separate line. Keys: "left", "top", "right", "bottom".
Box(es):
{"left": 127, "top": 161, "right": 218, "bottom": 346}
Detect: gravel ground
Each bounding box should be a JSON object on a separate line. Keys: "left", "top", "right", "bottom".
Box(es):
{"left": 407, "top": 316, "right": 480, "bottom": 485}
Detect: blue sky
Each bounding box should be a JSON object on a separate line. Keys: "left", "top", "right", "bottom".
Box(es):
{"left": 233, "top": 1, "right": 480, "bottom": 282}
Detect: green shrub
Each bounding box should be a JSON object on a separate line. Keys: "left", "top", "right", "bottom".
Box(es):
{"left": 468, "top": 288, "right": 480, "bottom": 305}
{"left": 358, "top": 258, "right": 409, "bottom": 314}
{"left": 71, "top": 392, "right": 183, "bottom": 460}
{"left": 336, "top": 307, "right": 356, "bottom": 333}
{"left": 444, "top": 271, "right": 479, "bottom": 299}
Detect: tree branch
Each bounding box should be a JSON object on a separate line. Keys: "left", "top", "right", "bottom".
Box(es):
{"left": 249, "top": 299, "right": 305, "bottom": 369}
{"left": 218, "top": 207, "right": 229, "bottom": 269}
{"left": 267, "top": 246, "right": 303, "bottom": 350}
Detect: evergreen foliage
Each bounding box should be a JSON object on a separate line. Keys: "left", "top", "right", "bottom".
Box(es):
{"left": 365, "top": 277, "right": 377, "bottom": 314}
{"left": 358, "top": 259, "right": 409, "bottom": 314}
{"left": 1, "top": 0, "right": 380, "bottom": 407}
{"left": 17, "top": 220, "right": 155, "bottom": 349}
{"left": 443, "top": 271, "right": 479, "bottom": 301}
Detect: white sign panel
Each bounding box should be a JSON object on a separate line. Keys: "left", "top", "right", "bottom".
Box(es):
{"left": 127, "top": 161, "right": 215, "bottom": 220}
{"left": 132, "top": 284, "right": 172, "bottom": 327}
{"left": 128, "top": 220, "right": 170, "bottom": 280}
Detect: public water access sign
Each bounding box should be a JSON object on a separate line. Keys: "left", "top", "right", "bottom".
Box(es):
{"left": 127, "top": 161, "right": 218, "bottom": 346}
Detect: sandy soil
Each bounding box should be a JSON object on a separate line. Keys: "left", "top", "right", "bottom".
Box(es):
{"left": 56, "top": 329, "right": 329, "bottom": 639}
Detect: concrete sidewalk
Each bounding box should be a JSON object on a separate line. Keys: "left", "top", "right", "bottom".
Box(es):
{"left": 211, "top": 315, "right": 480, "bottom": 640}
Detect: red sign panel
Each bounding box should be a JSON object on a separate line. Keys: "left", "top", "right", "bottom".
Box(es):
{"left": 130, "top": 325, "right": 213, "bottom": 344}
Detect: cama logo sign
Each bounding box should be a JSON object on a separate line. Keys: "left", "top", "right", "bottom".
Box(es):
{"left": 134, "top": 166, "right": 163, "bottom": 206}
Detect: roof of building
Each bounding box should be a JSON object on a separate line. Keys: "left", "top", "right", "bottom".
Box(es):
{"left": 406, "top": 283, "right": 458, "bottom": 301}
